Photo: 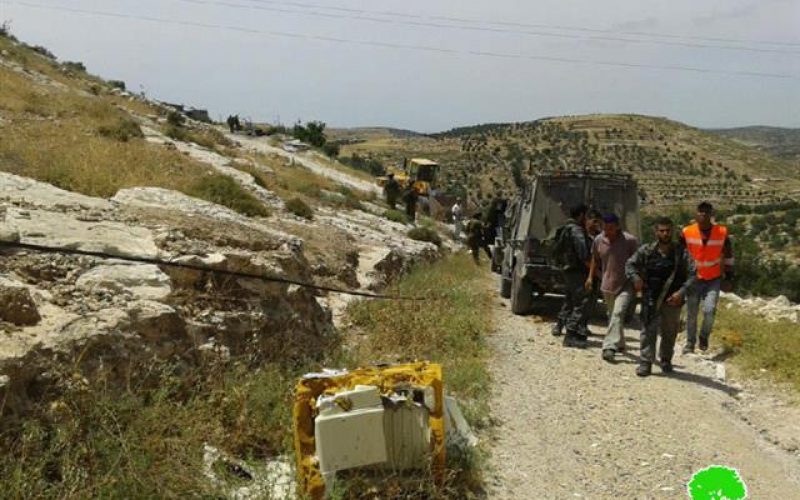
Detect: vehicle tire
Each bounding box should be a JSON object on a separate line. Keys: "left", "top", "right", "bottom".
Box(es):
{"left": 500, "top": 276, "right": 512, "bottom": 298}
{"left": 510, "top": 264, "right": 534, "bottom": 315}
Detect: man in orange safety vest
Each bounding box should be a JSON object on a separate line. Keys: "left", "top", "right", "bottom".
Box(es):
{"left": 680, "top": 201, "right": 734, "bottom": 353}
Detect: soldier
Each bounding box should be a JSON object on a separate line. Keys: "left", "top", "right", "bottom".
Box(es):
{"left": 680, "top": 201, "right": 734, "bottom": 353}
{"left": 465, "top": 212, "right": 490, "bottom": 264}
{"left": 587, "top": 213, "right": 639, "bottom": 363}
{"left": 402, "top": 179, "right": 418, "bottom": 223}
{"left": 552, "top": 204, "right": 593, "bottom": 348}
{"left": 626, "top": 217, "right": 696, "bottom": 377}
{"left": 384, "top": 173, "right": 401, "bottom": 209}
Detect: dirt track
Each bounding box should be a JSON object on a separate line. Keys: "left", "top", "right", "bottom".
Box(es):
{"left": 485, "top": 293, "right": 800, "bottom": 499}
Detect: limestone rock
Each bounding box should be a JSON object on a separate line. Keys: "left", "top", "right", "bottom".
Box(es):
{"left": 0, "top": 284, "right": 41, "bottom": 326}
{"left": 0, "top": 172, "right": 112, "bottom": 211}
{"left": 76, "top": 264, "right": 172, "bottom": 301}
{"left": 5, "top": 206, "right": 159, "bottom": 258}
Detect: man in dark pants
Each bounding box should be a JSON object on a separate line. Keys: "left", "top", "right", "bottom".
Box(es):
{"left": 465, "top": 212, "right": 490, "bottom": 264}
{"left": 583, "top": 209, "right": 604, "bottom": 335}
{"left": 383, "top": 173, "right": 401, "bottom": 209}
{"left": 402, "top": 179, "right": 418, "bottom": 223}
{"left": 626, "top": 217, "right": 696, "bottom": 376}
{"left": 552, "top": 204, "right": 593, "bottom": 348}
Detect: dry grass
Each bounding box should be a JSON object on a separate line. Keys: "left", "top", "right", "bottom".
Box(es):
{"left": 163, "top": 124, "right": 234, "bottom": 151}
{"left": 0, "top": 62, "right": 216, "bottom": 197}
{"left": 344, "top": 253, "right": 493, "bottom": 496}
{"left": 0, "top": 120, "right": 215, "bottom": 198}
{"left": 0, "top": 60, "right": 271, "bottom": 217}
{"left": 714, "top": 307, "right": 800, "bottom": 393}
{"left": 0, "top": 360, "right": 300, "bottom": 498}
{"left": 235, "top": 152, "right": 373, "bottom": 212}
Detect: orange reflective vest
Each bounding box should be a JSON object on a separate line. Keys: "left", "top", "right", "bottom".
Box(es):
{"left": 682, "top": 223, "right": 727, "bottom": 281}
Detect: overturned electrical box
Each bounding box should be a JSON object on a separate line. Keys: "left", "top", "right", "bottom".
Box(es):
{"left": 293, "top": 362, "right": 445, "bottom": 499}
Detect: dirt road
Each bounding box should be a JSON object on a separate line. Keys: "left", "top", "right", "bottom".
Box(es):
{"left": 230, "top": 133, "right": 381, "bottom": 195}
{"left": 486, "top": 294, "right": 800, "bottom": 499}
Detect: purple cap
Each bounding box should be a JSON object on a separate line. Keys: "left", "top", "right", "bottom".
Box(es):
{"left": 602, "top": 213, "right": 620, "bottom": 224}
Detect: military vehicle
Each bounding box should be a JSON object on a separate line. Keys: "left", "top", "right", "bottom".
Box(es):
{"left": 497, "top": 171, "right": 641, "bottom": 315}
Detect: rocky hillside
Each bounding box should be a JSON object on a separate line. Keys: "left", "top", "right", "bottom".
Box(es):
{"left": 709, "top": 126, "right": 800, "bottom": 164}
{"left": 0, "top": 32, "right": 445, "bottom": 415}
{"left": 335, "top": 115, "right": 800, "bottom": 209}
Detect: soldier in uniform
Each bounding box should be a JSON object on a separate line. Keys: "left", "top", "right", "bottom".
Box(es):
{"left": 553, "top": 204, "right": 593, "bottom": 349}
{"left": 465, "top": 212, "right": 490, "bottom": 264}
{"left": 402, "top": 179, "right": 418, "bottom": 223}
{"left": 384, "top": 173, "right": 401, "bottom": 209}
{"left": 626, "top": 217, "right": 696, "bottom": 377}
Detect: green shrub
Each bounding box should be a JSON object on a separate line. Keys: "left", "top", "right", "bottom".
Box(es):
{"left": 323, "top": 142, "right": 340, "bottom": 158}
{"left": 292, "top": 120, "right": 326, "bottom": 147}
{"left": 164, "top": 124, "right": 189, "bottom": 142}
{"left": 166, "top": 110, "right": 186, "bottom": 127}
{"left": 321, "top": 192, "right": 363, "bottom": 211}
{"left": 97, "top": 118, "right": 143, "bottom": 142}
{"left": 188, "top": 174, "right": 270, "bottom": 217}
{"left": 285, "top": 197, "right": 314, "bottom": 220}
{"left": 188, "top": 128, "right": 234, "bottom": 149}
{"left": 30, "top": 45, "right": 55, "bottom": 59}
{"left": 407, "top": 226, "right": 442, "bottom": 246}
{"left": 108, "top": 80, "right": 126, "bottom": 91}
{"left": 384, "top": 209, "right": 409, "bottom": 224}
{"left": 0, "top": 20, "right": 13, "bottom": 39}
{"left": 62, "top": 61, "right": 86, "bottom": 73}
{"left": 340, "top": 153, "right": 385, "bottom": 176}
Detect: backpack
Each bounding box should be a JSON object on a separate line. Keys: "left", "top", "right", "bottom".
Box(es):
{"left": 551, "top": 223, "right": 576, "bottom": 269}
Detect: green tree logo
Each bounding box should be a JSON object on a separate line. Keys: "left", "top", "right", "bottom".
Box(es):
{"left": 688, "top": 466, "right": 747, "bottom": 500}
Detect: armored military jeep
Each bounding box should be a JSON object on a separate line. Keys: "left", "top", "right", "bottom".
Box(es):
{"left": 498, "top": 171, "right": 641, "bottom": 315}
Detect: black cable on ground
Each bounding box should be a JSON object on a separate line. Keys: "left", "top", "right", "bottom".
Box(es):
{"left": 0, "top": 240, "right": 436, "bottom": 301}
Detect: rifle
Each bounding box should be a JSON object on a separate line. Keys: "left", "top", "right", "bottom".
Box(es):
{"left": 640, "top": 244, "right": 681, "bottom": 326}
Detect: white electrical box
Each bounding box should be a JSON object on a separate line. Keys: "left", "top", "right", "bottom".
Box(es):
{"left": 314, "top": 386, "right": 388, "bottom": 474}
{"left": 383, "top": 400, "right": 431, "bottom": 471}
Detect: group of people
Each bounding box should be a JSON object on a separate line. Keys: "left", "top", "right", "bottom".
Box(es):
{"left": 452, "top": 197, "right": 507, "bottom": 264}
{"left": 383, "top": 173, "right": 421, "bottom": 222}
{"left": 554, "top": 201, "right": 734, "bottom": 376}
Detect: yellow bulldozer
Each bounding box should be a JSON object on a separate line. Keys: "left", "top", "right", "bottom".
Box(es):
{"left": 377, "top": 158, "right": 440, "bottom": 196}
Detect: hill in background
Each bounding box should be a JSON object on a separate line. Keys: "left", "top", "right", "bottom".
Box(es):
{"left": 708, "top": 126, "right": 800, "bottom": 164}
{"left": 334, "top": 115, "right": 800, "bottom": 209}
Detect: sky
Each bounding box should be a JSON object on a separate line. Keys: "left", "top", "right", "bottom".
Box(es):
{"left": 1, "top": 0, "right": 799, "bottom": 132}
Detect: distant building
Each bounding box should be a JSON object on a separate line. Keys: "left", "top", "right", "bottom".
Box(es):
{"left": 186, "top": 108, "right": 211, "bottom": 123}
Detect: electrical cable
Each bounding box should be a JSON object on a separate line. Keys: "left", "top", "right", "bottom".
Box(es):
{"left": 0, "top": 240, "right": 437, "bottom": 301}
{"left": 234, "top": 0, "right": 800, "bottom": 48}
{"left": 7, "top": 1, "right": 798, "bottom": 80}
{"left": 178, "top": 0, "right": 800, "bottom": 55}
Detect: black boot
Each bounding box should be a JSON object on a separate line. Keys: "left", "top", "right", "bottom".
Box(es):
{"left": 563, "top": 332, "right": 587, "bottom": 349}
{"left": 636, "top": 363, "right": 652, "bottom": 377}
{"left": 660, "top": 359, "right": 674, "bottom": 373}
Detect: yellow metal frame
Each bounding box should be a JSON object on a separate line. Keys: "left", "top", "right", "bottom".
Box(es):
{"left": 292, "top": 362, "right": 445, "bottom": 499}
